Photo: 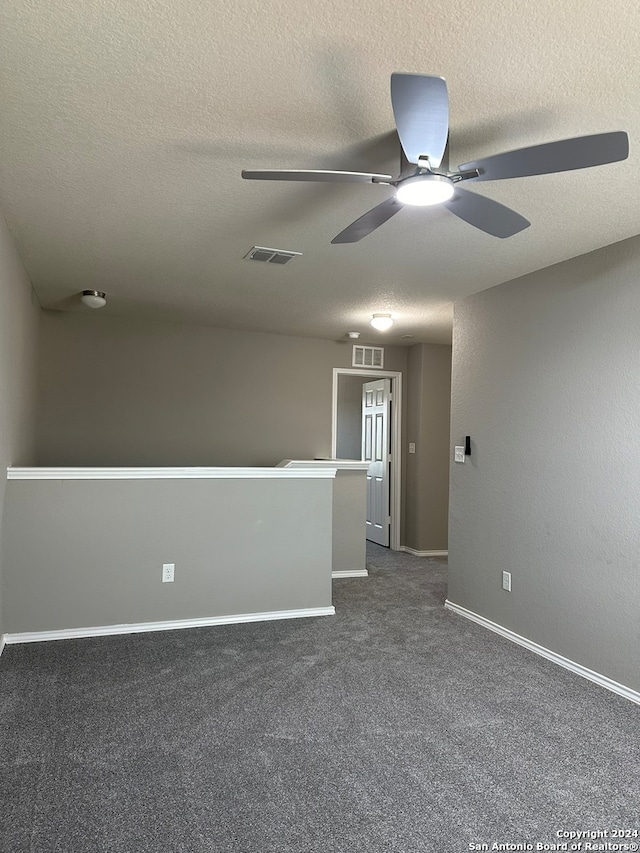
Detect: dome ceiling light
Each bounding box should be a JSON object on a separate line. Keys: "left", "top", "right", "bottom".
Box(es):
{"left": 370, "top": 313, "right": 393, "bottom": 331}
{"left": 80, "top": 290, "right": 107, "bottom": 309}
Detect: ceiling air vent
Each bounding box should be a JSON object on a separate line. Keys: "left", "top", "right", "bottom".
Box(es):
{"left": 244, "top": 246, "right": 302, "bottom": 265}
{"left": 352, "top": 345, "right": 384, "bottom": 369}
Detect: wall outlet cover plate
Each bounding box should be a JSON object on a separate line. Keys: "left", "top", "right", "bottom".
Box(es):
{"left": 454, "top": 446, "right": 465, "bottom": 463}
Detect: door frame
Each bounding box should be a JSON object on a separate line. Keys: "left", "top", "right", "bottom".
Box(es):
{"left": 331, "top": 367, "right": 402, "bottom": 551}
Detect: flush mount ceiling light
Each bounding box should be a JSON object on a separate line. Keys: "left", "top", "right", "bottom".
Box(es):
{"left": 370, "top": 313, "right": 393, "bottom": 331}
{"left": 80, "top": 290, "right": 107, "bottom": 309}
{"left": 395, "top": 174, "right": 455, "bottom": 206}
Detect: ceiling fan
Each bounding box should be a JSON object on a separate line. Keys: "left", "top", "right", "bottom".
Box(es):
{"left": 242, "top": 73, "right": 629, "bottom": 241}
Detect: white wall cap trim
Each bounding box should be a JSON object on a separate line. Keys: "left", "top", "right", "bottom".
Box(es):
{"left": 332, "top": 570, "right": 369, "bottom": 578}
{"left": 7, "top": 466, "right": 337, "bottom": 481}
{"left": 278, "top": 459, "right": 370, "bottom": 470}
{"left": 400, "top": 547, "right": 448, "bottom": 557}
{"left": 3, "top": 606, "right": 336, "bottom": 645}
{"left": 445, "top": 600, "right": 640, "bottom": 707}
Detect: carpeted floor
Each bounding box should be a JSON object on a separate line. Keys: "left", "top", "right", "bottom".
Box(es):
{"left": 1, "top": 544, "right": 638, "bottom": 852}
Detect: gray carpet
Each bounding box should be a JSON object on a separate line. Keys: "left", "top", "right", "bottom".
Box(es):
{"left": 1, "top": 544, "right": 638, "bottom": 852}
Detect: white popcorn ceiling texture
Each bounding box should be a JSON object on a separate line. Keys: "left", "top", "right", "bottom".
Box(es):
{"left": 0, "top": 0, "right": 638, "bottom": 344}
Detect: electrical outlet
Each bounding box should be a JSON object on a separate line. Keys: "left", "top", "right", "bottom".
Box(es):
{"left": 162, "top": 563, "right": 175, "bottom": 583}
{"left": 454, "top": 446, "right": 465, "bottom": 463}
{"left": 502, "top": 571, "right": 511, "bottom": 592}
{"left": 409, "top": 442, "right": 416, "bottom": 454}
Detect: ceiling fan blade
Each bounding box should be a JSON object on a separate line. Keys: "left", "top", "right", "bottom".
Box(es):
{"left": 444, "top": 187, "right": 530, "bottom": 238}
{"left": 242, "top": 169, "right": 392, "bottom": 183}
{"left": 331, "top": 198, "right": 403, "bottom": 244}
{"left": 459, "top": 131, "right": 629, "bottom": 181}
{"left": 390, "top": 73, "right": 449, "bottom": 167}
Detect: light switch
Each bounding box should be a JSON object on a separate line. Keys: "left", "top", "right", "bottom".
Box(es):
{"left": 409, "top": 443, "right": 416, "bottom": 454}
{"left": 454, "top": 446, "right": 465, "bottom": 463}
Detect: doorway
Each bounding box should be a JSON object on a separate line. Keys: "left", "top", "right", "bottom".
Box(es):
{"left": 331, "top": 368, "right": 402, "bottom": 551}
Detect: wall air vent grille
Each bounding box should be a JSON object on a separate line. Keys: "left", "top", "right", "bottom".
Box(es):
{"left": 244, "top": 246, "right": 302, "bottom": 265}
{"left": 352, "top": 345, "right": 384, "bottom": 369}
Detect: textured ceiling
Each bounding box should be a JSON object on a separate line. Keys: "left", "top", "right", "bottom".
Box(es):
{"left": 1, "top": 0, "right": 638, "bottom": 345}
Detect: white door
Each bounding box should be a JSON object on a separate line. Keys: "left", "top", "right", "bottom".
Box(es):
{"left": 362, "top": 378, "right": 391, "bottom": 546}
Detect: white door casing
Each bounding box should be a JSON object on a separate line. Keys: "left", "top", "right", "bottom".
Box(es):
{"left": 362, "top": 378, "right": 391, "bottom": 547}
{"left": 331, "top": 368, "right": 402, "bottom": 551}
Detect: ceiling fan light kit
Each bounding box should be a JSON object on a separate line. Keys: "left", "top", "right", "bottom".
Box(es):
{"left": 395, "top": 174, "right": 455, "bottom": 206}
{"left": 242, "top": 72, "right": 628, "bottom": 242}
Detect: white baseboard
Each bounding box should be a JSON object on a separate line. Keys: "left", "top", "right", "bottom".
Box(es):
{"left": 0, "top": 633, "right": 5, "bottom": 658}
{"left": 445, "top": 600, "right": 640, "bottom": 707}
{"left": 332, "top": 570, "right": 368, "bottom": 579}
{"left": 400, "top": 546, "right": 448, "bottom": 557}
{"left": 2, "top": 606, "right": 336, "bottom": 646}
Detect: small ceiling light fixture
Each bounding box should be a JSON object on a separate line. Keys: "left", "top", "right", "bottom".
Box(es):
{"left": 347, "top": 331, "right": 361, "bottom": 339}
{"left": 370, "top": 313, "right": 394, "bottom": 331}
{"left": 396, "top": 174, "right": 455, "bottom": 207}
{"left": 80, "top": 290, "right": 107, "bottom": 309}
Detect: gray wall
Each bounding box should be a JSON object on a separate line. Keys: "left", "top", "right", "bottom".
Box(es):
{"left": 405, "top": 343, "right": 452, "bottom": 552}
{"left": 336, "top": 375, "right": 365, "bottom": 459}
{"left": 3, "top": 476, "right": 333, "bottom": 633}
{"left": 448, "top": 235, "right": 640, "bottom": 693}
{"left": 330, "top": 470, "right": 366, "bottom": 574}
{"left": 33, "top": 304, "right": 450, "bottom": 564}
{"left": 0, "top": 214, "right": 40, "bottom": 637}
{"left": 36, "top": 312, "right": 408, "bottom": 468}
